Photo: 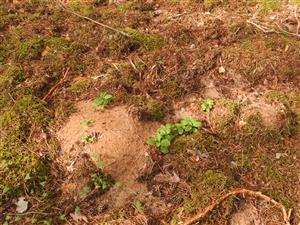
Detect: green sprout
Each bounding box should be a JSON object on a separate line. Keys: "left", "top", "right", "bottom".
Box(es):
{"left": 80, "top": 133, "right": 95, "bottom": 144}
{"left": 81, "top": 119, "right": 95, "bottom": 129}
{"left": 147, "top": 117, "right": 202, "bottom": 154}
{"left": 93, "top": 92, "right": 113, "bottom": 110}
{"left": 201, "top": 99, "right": 215, "bottom": 112}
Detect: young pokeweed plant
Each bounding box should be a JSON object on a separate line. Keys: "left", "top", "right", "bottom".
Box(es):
{"left": 147, "top": 117, "right": 202, "bottom": 154}
{"left": 201, "top": 99, "right": 215, "bottom": 112}
{"left": 93, "top": 92, "right": 113, "bottom": 110}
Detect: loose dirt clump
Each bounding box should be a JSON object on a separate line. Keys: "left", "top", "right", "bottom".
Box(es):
{"left": 57, "top": 102, "right": 159, "bottom": 209}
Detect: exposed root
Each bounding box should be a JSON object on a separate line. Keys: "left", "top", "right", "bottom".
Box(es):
{"left": 182, "top": 188, "right": 291, "bottom": 225}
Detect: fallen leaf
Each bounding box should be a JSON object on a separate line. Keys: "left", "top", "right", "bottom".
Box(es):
{"left": 70, "top": 212, "right": 88, "bottom": 223}
{"left": 41, "top": 46, "right": 50, "bottom": 57}
{"left": 16, "top": 197, "right": 28, "bottom": 213}
{"left": 218, "top": 66, "right": 226, "bottom": 73}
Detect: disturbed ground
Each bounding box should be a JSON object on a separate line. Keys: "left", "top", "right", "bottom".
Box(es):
{"left": 0, "top": 0, "right": 299, "bottom": 224}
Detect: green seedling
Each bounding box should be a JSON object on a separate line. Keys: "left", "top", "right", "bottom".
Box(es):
{"left": 80, "top": 186, "right": 91, "bottom": 199}
{"left": 93, "top": 92, "right": 113, "bottom": 110}
{"left": 81, "top": 119, "right": 95, "bottom": 129}
{"left": 80, "top": 133, "right": 95, "bottom": 144}
{"left": 59, "top": 214, "right": 66, "bottom": 221}
{"left": 75, "top": 206, "right": 81, "bottom": 214}
{"left": 91, "top": 152, "right": 105, "bottom": 169}
{"left": 147, "top": 117, "right": 202, "bottom": 154}
{"left": 201, "top": 99, "right": 215, "bottom": 112}
{"left": 135, "top": 199, "right": 144, "bottom": 212}
{"left": 91, "top": 171, "right": 111, "bottom": 191}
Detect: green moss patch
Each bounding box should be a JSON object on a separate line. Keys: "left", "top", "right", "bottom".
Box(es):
{"left": 69, "top": 79, "right": 91, "bottom": 94}
{"left": 0, "top": 65, "right": 25, "bottom": 90}
{"left": 0, "top": 94, "right": 52, "bottom": 198}
{"left": 16, "top": 38, "right": 45, "bottom": 60}
{"left": 125, "top": 28, "right": 165, "bottom": 51}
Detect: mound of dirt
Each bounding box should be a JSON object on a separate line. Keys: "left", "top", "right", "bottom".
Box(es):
{"left": 57, "top": 102, "right": 159, "bottom": 207}
{"left": 240, "top": 101, "right": 286, "bottom": 128}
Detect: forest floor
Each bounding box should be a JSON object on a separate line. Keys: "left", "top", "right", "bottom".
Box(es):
{"left": 0, "top": 0, "right": 300, "bottom": 224}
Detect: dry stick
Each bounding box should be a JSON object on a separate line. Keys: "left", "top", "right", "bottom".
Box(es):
{"left": 247, "top": 19, "right": 277, "bottom": 33}
{"left": 182, "top": 188, "right": 291, "bottom": 225}
{"left": 247, "top": 19, "right": 300, "bottom": 38}
{"left": 42, "top": 67, "right": 70, "bottom": 101}
{"left": 56, "top": 0, "right": 131, "bottom": 38}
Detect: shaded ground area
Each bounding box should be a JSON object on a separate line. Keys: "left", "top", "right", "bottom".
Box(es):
{"left": 0, "top": 0, "right": 299, "bottom": 224}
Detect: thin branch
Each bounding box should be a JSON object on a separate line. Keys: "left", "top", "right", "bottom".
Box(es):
{"left": 247, "top": 19, "right": 277, "bottom": 33}
{"left": 182, "top": 188, "right": 291, "bottom": 225}
{"left": 42, "top": 67, "right": 70, "bottom": 101}
{"left": 56, "top": 0, "right": 131, "bottom": 38}
{"left": 247, "top": 19, "right": 300, "bottom": 38}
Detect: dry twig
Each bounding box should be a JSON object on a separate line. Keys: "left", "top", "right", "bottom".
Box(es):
{"left": 247, "top": 19, "right": 300, "bottom": 38}
{"left": 56, "top": 0, "right": 131, "bottom": 38}
{"left": 182, "top": 188, "right": 291, "bottom": 225}
{"left": 42, "top": 67, "right": 70, "bottom": 101}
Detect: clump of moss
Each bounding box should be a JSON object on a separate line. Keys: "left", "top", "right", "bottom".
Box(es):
{"left": 203, "top": 0, "right": 223, "bottom": 10}
{"left": 0, "top": 94, "right": 52, "bottom": 198}
{"left": 209, "top": 99, "right": 240, "bottom": 133}
{"left": 147, "top": 100, "right": 165, "bottom": 120}
{"left": 239, "top": 113, "right": 266, "bottom": 152}
{"left": 183, "top": 170, "right": 236, "bottom": 213}
{"left": 69, "top": 79, "right": 91, "bottom": 94}
{"left": 125, "top": 28, "right": 165, "bottom": 51}
{"left": 105, "top": 28, "right": 165, "bottom": 57}
{"left": 256, "top": 0, "right": 282, "bottom": 13}
{"left": 129, "top": 96, "right": 165, "bottom": 121}
{"left": 265, "top": 90, "right": 290, "bottom": 106}
{"left": 16, "top": 38, "right": 45, "bottom": 60}
{"left": 0, "top": 140, "right": 48, "bottom": 198}
{"left": 257, "top": 155, "right": 297, "bottom": 209}
{"left": 0, "top": 65, "right": 25, "bottom": 90}
{"left": 69, "top": 0, "right": 93, "bottom": 16}
{"left": 161, "top": 80, "right": 184, "bottom": 98}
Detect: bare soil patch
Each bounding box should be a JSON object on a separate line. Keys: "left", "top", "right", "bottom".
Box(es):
{"left": 57, "top": 102, "right": 160, "bottom": 208}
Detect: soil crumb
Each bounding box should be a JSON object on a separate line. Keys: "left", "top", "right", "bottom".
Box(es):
{"left": 57, "top": 102, "right": 159, "bottom": 207}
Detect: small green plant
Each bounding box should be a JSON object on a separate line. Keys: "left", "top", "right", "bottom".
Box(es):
{"left": 201, "top": 99, "right": 215, "bottom": 112}
{"left": 59, "top": 214, "right": 66, "bottom": 221}
{"left": 134, "top": 199, "right": 144, "bottom": 212}
{"left": 80, "top": 133, "right": 95, "bottom": 144}
{"left": 75, "top": 206, "right": 81, "bottom": 214}
{"left": 43, "top": 219, "right": 52, "bottom": 225}
{"left": 80, "top": 186, "right": 91, "bottom": 199}
{"left": 147, "top": 118, "right": 202, "bottom": 154}
{"left": 91, "top": 171, "right": 111, "bottom": 191}
{"left": 93, "top": 92, "right": 113, "bottom": 110}
{"left": 81, "top": 119, "right": 95, "bottom": 129}
{"left": 91, "top": 152, "right": 105, "bottom": 169}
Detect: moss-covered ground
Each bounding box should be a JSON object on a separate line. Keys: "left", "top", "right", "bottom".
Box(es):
{"left": 0, "top": 0, "right": 299, "bottom": 224}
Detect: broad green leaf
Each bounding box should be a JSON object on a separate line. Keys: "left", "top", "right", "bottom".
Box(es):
{"left": 161, "top": 139, "right": 171, "bottom": 147}
{"left": 160, "top": 146, "right": 169, "bottom": 154}
{"left": 147, "top": 138, "right": 156, "bottom": 145}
